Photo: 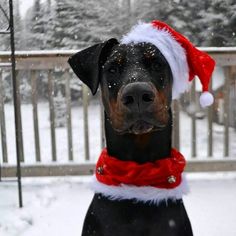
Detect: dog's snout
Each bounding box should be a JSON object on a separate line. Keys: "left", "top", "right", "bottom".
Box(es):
{"left": 121, "top": 82, "right": 155, "bottom": 111}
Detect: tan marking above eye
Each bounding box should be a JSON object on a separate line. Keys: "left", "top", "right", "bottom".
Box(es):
{"left": 144, "top": 52, "right": 153, "bottom": 59}
{"left": 144, "top": 50, "right": 156, "bottom": 59}
{"left": 115, "top": 57, "right": 123, "bottom": 65}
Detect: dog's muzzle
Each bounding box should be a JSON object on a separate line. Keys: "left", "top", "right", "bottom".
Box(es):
{"left": 117, "top": 82, "right": 167, "bottom": 134}
{"left": 121, "top": 82, "right": 155, "bottom": 113}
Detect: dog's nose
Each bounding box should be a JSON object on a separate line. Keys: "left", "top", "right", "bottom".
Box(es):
{"left": 121, "top": 82, "right": 155, "bottom": 112}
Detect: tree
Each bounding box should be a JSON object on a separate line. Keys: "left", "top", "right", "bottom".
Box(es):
{"left": 0, "top": 0, "right": 23, "bottom": 50}
{"left": 6, "top": 0, "right": 236, "bottom": 50}
{"left": 24, "top": 0, "right": 48, "bottom": 49}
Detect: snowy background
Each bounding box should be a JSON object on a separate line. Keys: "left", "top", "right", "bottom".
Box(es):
{"left": 1, "top": 0, "right": 236, "bottom": 236}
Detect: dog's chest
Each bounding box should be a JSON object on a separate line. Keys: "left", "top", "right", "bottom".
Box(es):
{"left": 88, "top": 194, "right": 190, "bottom": 236}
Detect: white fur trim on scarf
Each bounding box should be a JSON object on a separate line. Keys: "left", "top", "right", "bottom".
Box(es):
{"left": 90, "top": 175, "right": 189, "bottom": 205}
{"left": 121, "top": 22, "right": 190, "bottom": 99}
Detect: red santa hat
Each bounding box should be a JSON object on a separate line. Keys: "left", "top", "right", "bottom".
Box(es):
{"left": 121, "top": 20, "right": 215, "bottom": 107}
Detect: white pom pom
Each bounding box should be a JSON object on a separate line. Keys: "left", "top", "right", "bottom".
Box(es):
{"left": 199, "top": 92, "right": 214, "bottom": 108}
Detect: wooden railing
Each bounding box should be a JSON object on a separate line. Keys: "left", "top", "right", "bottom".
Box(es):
{"left": 0, "top": 48, "right": 236, "bottom": 177}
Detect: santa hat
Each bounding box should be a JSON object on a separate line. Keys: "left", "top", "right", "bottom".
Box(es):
{"left": 121, "top": 20, "right": 215, "bottom": 107}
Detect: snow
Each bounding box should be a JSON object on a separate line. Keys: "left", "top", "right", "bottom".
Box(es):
{"left": 0, "top": 177, "right": 91, "bottom": 236}
{"left": 185, "top": 173, "right": 236, "bottom": 236}
{"left": 19, "top": 0, "right": 34, "bottom": 17}
{"left": 1, "top": 47, "right": 236, "bottom": 57}
{"left": 19, "top": 0, "right": 47, "bottom": 18}
{"left": 198, "top": 47, "right": 236, "bottom": 52}
{"left": 1, "top": 173, "right": 236, "bottom": 236}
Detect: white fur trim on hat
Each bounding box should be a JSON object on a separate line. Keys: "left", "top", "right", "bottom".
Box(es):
{"left": 121, "top": 22, "right": 190, "bottom": 99}
{"left": 90, "top": 175, "right": 189, "bottom": 205}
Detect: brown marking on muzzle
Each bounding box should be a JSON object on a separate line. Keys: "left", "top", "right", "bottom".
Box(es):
{"left": 108, "top": 98, "right": 126, "bottom": 131}
{"left": 152, "top": 85, "right": 171, "bottom": 125}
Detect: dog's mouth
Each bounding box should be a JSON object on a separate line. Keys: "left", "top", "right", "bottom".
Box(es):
{"left": 127, "top": 120, "right": 165, "bottom": 135}
{"left": 129, "top": 121, "right": 153, "bottom": 135}
{"left": 111, "top": 119, "right": 167, "bottom": 135}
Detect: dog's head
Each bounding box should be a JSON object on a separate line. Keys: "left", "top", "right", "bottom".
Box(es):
{"left": 68, "top": 21, "right": 215, "bottom": 135}
{"left": 68, "top": 38, "right": 173, "bottom": 135}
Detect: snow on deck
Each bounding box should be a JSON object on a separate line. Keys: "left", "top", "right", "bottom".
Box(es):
{"left": 0, "top": 173, "right": 236, "bottom": 236}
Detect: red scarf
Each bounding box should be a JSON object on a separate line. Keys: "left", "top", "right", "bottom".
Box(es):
{"left": 96, "top": 148, "right": 186, "bottom": 189}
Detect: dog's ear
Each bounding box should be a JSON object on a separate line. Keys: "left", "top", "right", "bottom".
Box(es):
{"left": 68, "top": 38, "right": 119, "bottom": 95}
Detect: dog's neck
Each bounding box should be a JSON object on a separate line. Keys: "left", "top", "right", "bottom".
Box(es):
{"left": 104, "top": 110, "right": 172, "bottom": 164}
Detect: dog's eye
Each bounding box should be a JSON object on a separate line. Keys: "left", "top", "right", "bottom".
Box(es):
{"left": 159, "top": 77, "right": 165, "bottom": 84}
{"left": 151, "top": 62, "right": 162, "bottom": 71}
{"left": 108, "top": 66, "right": 118, "bottom": 74}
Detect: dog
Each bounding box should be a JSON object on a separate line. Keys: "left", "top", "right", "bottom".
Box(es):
{"left": 68, "top": 36, "right": 193, "bottom": 236}
{"left": 68, "top": 19, "right": 216, "bottom": 235}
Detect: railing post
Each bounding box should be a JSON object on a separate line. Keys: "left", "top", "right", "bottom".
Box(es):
{"left": 223, "top": 67, "right": 231, "bottom": 157}
{"left": 172, "top": 100, "right": 180, "bottom": 150}
{"left": 191, "top": 79, "right": 197, "bottom": 158}
{"left": 0, "top": 69, "right": 8, "bottom": 163}
{"left": 15, "top": 70, "right": 24, "bottom": 163}
{"left": 31, "top": 70, "right": 41, "bottom": 162}
{"left": 82, "top": 84, "right": 90, "bottom": 161}
{"left": 207, "top": 77, "right": 213, "bottom": 157}
{"left": 48, "top": 70, "right": 57, "bottom": 161}
{"left": 65, "top": 69, "right": 73, "bottom": 161}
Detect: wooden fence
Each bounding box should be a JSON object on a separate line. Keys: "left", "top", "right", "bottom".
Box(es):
{"left": 0, "top": 48, "right": 236, "bottom": 177}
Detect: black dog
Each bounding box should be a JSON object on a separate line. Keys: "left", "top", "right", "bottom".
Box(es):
{"left": 68, "top": 38, "right": 193, "bottom": 236}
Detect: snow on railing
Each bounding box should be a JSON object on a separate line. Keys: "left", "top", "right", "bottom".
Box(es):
{"left": 0, "top": 48, "right": 236, "bottom": 176}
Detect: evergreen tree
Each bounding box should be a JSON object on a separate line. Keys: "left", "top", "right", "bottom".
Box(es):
{"left": 0, "top": 0, "right": 10, "bottom": 50}
{"left": 44, "top": 0, "right": 56, "bottom": 49}
{"left": 7, "top": 0, "right": 236, "bottom": 50}
{"left": 43, "top": 0, "right": 102, "bottom": 49}
{"left": 14, "top": 0, "right": 23, "bottom": 50}
{"left": 25, "top": 0, "right": 47, "bottom": 49}
{"left": 0, "top": 0, "right": 23, "bottom": 50}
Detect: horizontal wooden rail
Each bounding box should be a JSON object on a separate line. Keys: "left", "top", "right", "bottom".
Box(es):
{"left": 186, "top": 159, "right": 236, "bottom": 172}
{"left": 1, "top": 160, "right": 236, "bottom": 177}
{"left": 2, "top": 164, "right": 95, "bottom": 177}
{"left": 0, "top": 47, "right": 236, "bottom": 70}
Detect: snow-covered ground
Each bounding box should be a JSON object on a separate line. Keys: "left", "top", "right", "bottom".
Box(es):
{"left": 1, "top": 102, "right": 236, "bottom": 165}
{"left": 1, "top": 173, "right": 236, "bottom": 236}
